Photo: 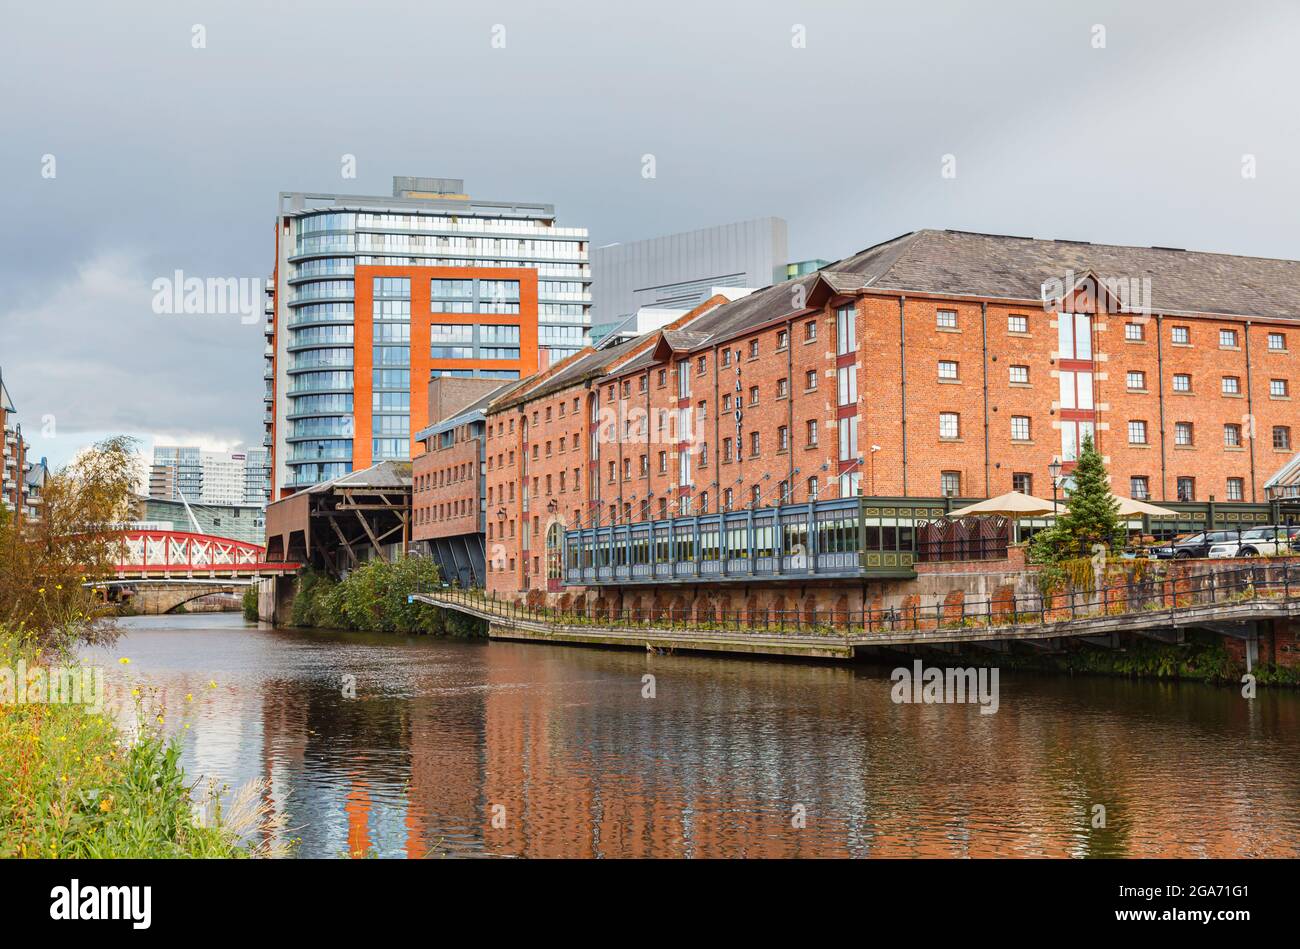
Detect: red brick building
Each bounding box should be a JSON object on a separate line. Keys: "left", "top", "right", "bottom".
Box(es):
{"left": 458, "top": 229, "right": 1300, "bottom": 611}
{"left": 412, "top": 377, "right": 513, "bottom": 586}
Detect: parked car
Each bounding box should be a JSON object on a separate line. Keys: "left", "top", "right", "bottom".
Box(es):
{"left": 1150, "top": 530, "right": 1246, "bottom": 560}
{"left": 1208, "top": 525, "right": 1300, "bottom": 558}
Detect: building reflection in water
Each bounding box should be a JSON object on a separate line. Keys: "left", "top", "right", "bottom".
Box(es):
{"left": 93, "top": 617, "right": 1300, "bottom": 859}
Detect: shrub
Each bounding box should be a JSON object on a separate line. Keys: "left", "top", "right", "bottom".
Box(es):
{"left": 289, "top": 559, "right": 486, "bottom": 638}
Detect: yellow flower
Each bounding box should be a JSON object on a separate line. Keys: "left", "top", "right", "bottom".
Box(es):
{"left": 155, "top": 715, "right": 164, "bottom": 725}
{"left": 37, "top": 588, "right": 45, "bottom": 595}
{"left": 131, "top": 688, "right": 140, "bottom": 697}
{"left": 118, "top": 657, "right": 130, "bottom": 665}
{"left": 208, "top": 680, "right": 217, "bottom": 689}
{"left": 99, "top": 797, "right": 113, "bottom": 813}
{"left": 183, "top": 723, "right": 191, "bottom": 730}
{"left": 185, "top": 693, "right": 193, "bottom": 703}
{"left": 54, "top": 584, "right": 62, "bottom": 591}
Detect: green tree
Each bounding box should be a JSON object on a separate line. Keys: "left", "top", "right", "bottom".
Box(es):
{"left": 0, "top": 435, "right": 140, "bottom": 654}
{"left": 1029, "top": 434, "right": 1124, "bottom": 565}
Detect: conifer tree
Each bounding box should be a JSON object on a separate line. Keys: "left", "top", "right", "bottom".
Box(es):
{"left": 1047, "top": 434, "right": 1124, "bottom": 558}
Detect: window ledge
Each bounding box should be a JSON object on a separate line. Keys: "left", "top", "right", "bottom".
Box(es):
{"left": 937, "top": 378, "right": 962, "bottom": 385}
{"left": 936, "top": 326, "right": 962, "bottom": 334}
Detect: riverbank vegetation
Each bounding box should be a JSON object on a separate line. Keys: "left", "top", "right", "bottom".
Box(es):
{"left": 0, "top": 631, "right": 292, "bottom": 857}
{"left": 937, "top": 636, "right": 1300, "bottom": 687}
{"left": 0, "top": 437, "right": 288, "bottom": 857}
{"left": 290, "top": 560, "right": 487, "bottom": 637}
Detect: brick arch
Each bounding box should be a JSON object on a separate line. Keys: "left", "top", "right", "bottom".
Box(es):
{"left": 695, "top": 593, "right": 716, "bottom": 625}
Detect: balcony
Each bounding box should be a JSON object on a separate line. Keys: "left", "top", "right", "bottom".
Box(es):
{"left": 564, "top": 497, "right": 921, "bottom": 587}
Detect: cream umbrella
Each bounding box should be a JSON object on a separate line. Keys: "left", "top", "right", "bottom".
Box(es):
{"left": 1111, "top": 495, "right": 1178, "bottom": 518}
{"left": 947, "top": 490, "right": 1060, "bottom": 518}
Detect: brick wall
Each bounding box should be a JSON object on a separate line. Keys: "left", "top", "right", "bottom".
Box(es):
{"left": 412, "top": 427, "right": 482, "bottom": 542}
{"left": 474, "top": 281, "right": 1300, "bottom": 601}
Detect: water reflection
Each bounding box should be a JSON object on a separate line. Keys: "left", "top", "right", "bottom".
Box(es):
{"left": 84, "top": 614, "right": 1300, "bottom": 858}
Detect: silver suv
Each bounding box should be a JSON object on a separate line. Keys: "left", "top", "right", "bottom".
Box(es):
{"left": 1207, "top": 526, "right": 1299, "bottom": 558}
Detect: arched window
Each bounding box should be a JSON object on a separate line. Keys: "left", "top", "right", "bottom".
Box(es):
{"left": 546, "top": 522, "right": 564, "bottom": 581}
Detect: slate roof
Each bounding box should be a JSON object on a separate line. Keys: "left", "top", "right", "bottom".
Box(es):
{"left": 296, "top": 460, "right": 412, "bottom": 494}
{"left": 488, "top": 335, "right": 651, "bottom": 411}
{"left": 492, "top": 229, "right": 1300, "bottom": 404}
{"left": 625, "top": 229, "right": 1300, "bottom": 359}
{"left": 833, "top": 229, "right": 1300, "bottom": 321}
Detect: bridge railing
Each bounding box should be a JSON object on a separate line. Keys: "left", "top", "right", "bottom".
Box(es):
{"left": 414, "top": 559, "right": 1300, "bottom": 639}
{"left": 112, "top": 529, "right": 299, "bottom": 575}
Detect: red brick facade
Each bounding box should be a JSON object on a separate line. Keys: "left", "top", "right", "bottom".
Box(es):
{"left": 457, "top": 233, "right": 1300, "bottom": 607}
{"left": 413, "top": 423, "right": 482, "bottom": 542}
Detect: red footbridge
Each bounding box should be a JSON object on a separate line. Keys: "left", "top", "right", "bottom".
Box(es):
{"left": 112, "top": 529, "right": 300, "bottom": 580}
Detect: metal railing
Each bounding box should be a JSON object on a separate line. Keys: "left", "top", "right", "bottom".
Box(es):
{"left": 414, "top": 559, "right": 1300, "bottom": 640}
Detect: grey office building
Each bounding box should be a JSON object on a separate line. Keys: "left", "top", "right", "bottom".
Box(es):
{"left": 590, "top": 218, "right": 789, "bottom": 341}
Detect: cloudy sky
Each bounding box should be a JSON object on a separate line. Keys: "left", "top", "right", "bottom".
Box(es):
{"left": 2, "top": 0, "right": 1298, "bottom": 469}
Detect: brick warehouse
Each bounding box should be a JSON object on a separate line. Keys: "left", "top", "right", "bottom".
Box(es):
{"left": 435, "top": 229, "right": 1300, "bottom": 613}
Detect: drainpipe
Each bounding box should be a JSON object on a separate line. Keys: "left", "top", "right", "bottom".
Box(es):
{"left": 981, "top": 301, "right": 990, "bottom": 495}
{"left": 1156, "top": 313, "right": 1167, "bottom": 501}
{"left": 786, "top": 316, "right": 795, "bottom": 498}
{"left": 899, "top": 295, "right": 908, "bottom": 496}
{"left": 1244, "top": 320, "right": 1258, "bottom": 501}
{"left": 713, "top": 342, "right": 721, "bottom": 510}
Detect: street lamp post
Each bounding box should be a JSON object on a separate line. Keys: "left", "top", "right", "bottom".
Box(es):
{"left": 1048, "top": 456, "right": 1063, "bottom": 512}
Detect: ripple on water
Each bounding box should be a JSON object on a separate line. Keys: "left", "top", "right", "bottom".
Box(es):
{"left": 78, "top": 613, "right": 1300, "bottom": 858}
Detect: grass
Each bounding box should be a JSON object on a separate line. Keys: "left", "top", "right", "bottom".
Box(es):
{"left": 0, "top": 630, "right": 291, "bottom": 858}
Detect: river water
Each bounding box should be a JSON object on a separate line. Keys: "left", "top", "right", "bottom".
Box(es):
{"left": 84, "top": 613, "right": 1300, "bottom": 858}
